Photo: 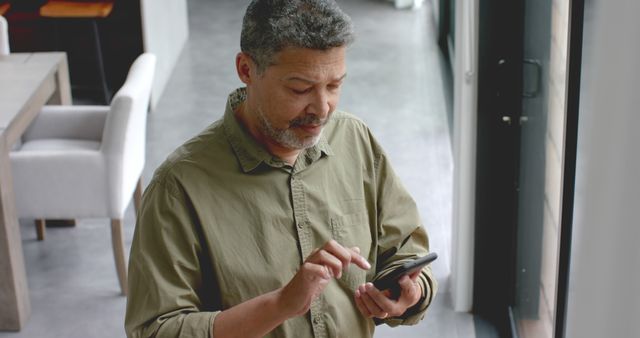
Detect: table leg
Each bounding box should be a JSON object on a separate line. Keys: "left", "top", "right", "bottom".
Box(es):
{"left": 48, "top": 55, "right": 72, "bottom": 106}
{"left": 0, "top": 135, "right": 31, "bottom": 330}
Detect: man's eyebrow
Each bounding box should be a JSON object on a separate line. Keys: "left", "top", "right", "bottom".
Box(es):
{"left": 335, "top": 73, "right": 348, "bottom": 82}
{"left": 283, "top": 73, "right": 348, "bottom": 84}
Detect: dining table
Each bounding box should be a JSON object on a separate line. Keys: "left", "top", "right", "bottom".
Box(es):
{"left": 0, "top": 52, "right": 71, "bottom": 331}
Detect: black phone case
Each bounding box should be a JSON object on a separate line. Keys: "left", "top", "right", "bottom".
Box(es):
{"left": 372, "top": 252, "right": 438, "bottom": 298}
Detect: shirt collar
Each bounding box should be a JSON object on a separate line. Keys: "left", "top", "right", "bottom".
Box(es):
{"left": 222, "top": 88, "right": 333, "bottom": 173}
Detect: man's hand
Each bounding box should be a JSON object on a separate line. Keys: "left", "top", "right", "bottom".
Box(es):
{"left": 277, "top": 240, "right": 371, "bottom": 317}
{"left": 354, "top": 270, "right": 422, "bottom": 319}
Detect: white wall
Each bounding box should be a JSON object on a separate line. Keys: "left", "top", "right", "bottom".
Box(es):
{"left": 451, "top": 0, "right": 478, "bottom": 312}
{"left": 140, "top": 0, "right": 189, "bottom": 111}
{"left": 565, "top": 0, "right": 640, "bottom": 337}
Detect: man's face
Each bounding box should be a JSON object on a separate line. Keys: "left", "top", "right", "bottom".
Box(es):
{"left": 242, "top": 46, "right": 347, "bottom": 150}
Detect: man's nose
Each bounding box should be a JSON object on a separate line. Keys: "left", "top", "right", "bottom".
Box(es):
{"left": 305, "top": 89, "right": 331, "bottom": 119}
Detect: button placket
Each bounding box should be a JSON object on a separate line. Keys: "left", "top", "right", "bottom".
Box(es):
{"left": 310, "top": 299, "right": 327, "bottom": 338}
{"left": 291, "top": 174, "right": 311, "bottom": 256}
{"left": 290, "top": 172, "right": 327, "bottom": 337}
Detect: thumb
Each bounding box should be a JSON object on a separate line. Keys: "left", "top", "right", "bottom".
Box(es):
{"left": 408, "top": 269, "right": 421, "bottom": 281}
{"left": 398, "top": 275, "right": 414, "bottom": 290}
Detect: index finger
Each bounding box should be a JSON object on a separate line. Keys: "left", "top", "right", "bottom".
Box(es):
{"left": 348, "top": 247, "right": 371, "bottom": 270}
{"left": 323, "top": 240, "right": 371, "bottom": 270}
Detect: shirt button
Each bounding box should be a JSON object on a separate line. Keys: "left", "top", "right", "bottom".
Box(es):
{"left": 313, "top": 317, "right": 320, "bottom": 325}
{"left": 297, "top": 222, "right": 303, "bottom": 229}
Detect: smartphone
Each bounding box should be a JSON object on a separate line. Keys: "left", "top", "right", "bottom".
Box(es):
{"left": 372, "top": 252, "right": 437, "bottom": 297}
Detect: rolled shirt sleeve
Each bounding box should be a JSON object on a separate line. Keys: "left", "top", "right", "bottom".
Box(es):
{"left": 369, "top": 137, "right": 438, "bottom": 326}
{"left": 125, "top": 171, "right": 219, "bottom": 338}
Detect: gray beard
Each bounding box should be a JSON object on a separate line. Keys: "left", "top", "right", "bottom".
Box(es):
{"left": 255, "top": 108, "right": 325, "bottom": 150}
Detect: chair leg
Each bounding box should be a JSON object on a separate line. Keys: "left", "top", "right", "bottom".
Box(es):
{"left": 110, "top": 219, "right": 127, "bottom": 296}
{"left": 133, "top": 178, "right": 143, "bottom": 217}
{"left": 35, "top": 219, "right": 46, "bottom": 241}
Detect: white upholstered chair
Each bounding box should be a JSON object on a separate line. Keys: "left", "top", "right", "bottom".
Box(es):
{"left": 10, "top": 53, "right": 156, "bottom": 295}
{"left": 0, "top": 14, "right": 9, "bottom": 55}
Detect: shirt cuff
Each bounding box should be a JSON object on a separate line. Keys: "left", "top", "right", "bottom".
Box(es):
{"left": 152, "top": 311, "right": 220, "bottom": 338}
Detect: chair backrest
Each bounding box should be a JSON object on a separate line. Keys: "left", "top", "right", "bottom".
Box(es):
{"left": 0, "top": 15, "right": 9, "bottom": 55}
{"left": 101, "top": 53, "right": 156, "bottom": 216}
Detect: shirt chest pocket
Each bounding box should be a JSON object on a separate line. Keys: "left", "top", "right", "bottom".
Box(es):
{"left": 330, "top": 211, "right": 373, "bottom": 290}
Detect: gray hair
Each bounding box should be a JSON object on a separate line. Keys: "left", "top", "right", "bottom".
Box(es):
{"left": 240, "top": 0, "right": 355, "bottom": 73}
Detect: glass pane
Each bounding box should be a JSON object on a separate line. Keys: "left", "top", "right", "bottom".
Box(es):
{"left": 512, "top": 0, "right": 570, "bottom": 337}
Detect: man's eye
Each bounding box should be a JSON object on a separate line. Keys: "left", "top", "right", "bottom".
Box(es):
{"left": 291, "top": 87, "right": 312, "bottom": 95}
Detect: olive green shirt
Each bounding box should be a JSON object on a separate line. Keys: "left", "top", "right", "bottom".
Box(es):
{"left": 125, "top": 88, "right": 437, "bottom": 338}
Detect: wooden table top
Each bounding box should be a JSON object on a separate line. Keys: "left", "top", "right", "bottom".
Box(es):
{"left": 0, "top": 52, "right": 67, "bottom": 130}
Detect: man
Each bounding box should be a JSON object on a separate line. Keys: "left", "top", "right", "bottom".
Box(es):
{"left": 125, "top": 1, "right": 437, "bottom": 337}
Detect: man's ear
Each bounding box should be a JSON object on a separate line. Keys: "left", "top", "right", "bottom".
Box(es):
{"left": 236, "top": 52, "right": 255, "bottom": 85}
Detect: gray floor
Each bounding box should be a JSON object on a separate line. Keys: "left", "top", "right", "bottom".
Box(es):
{"left": 1, "top": 0, "right": 477, "bottom": 337}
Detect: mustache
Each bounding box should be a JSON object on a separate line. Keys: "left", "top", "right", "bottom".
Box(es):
{"left": 289, "top": 114, "right": 329, "bottom": 128}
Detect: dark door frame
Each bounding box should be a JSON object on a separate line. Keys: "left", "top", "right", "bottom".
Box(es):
{"left": 472, "top": 0, "right": 585, "bottom": 337}
{"left": 473, "top": 0, "right": 524, "bottom": 335}
{"left": 554, "top": 0, "right": 584, "bottom": 337}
